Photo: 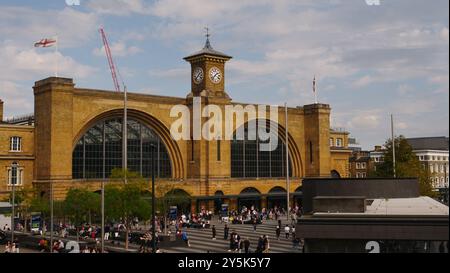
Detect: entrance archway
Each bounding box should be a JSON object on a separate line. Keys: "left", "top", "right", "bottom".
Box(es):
{"left": 294, "top": 186, "right": 303, "bottom": 208}
{"left": 238, "top": 188, "right": 261, "bottom": 211}
{"left": 214, "top": 191, "right": 224, "bottom": 213}
{"left": 331, "top": 170, "right": 341, "bottom": 178}
{"left": 165, "top": 189, "right": 191, "bottom": 214}
{"left": 267, "top": 186, "right": 287, "bottom": 210}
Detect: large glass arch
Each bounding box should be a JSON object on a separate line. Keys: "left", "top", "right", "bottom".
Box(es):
{"left": 72, "top": 117, "right": 172, "bottom": 179}
{"left": 231, "top": 121, "right": 292, "bottom": 178}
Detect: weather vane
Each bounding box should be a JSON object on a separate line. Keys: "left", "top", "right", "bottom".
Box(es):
{"left": 205, "top": 26, "right": 210, "bottom": 39}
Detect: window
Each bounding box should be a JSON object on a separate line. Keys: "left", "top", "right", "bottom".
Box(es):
{"left": 361, "top": 162, "right": 366, "bottom": 169}
{"left": 356, "top": 163, "right": 361, "bottom": 169}
{"left": 72, "top": 118, "right": 172, "bottom": 179}
{"left": 309, "top": 141, "right": 313, "bottom": 164}
{"left": 430, "top": 165, "right": 434, "bottom": 173}
{"left": 419, "top": 156, "right": 424, "bottom": 161}
{"left": 329, "top": 138, "right": 334, "bottom": 147}
{"left": 336, "top": 138, "right": 343, "bottom": 147}
{"left": 231, "top": 122, "right": 292, "bottom": 178}
{"left": 10, "top": 136, "right": 22, "bottom": 152}
{"left": 7, "top": 165, "right": 23, "bottom": 186}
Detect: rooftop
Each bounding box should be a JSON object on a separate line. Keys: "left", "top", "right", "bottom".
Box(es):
{"left": 314, "top": 196, "right": 449, "bottom": 217}
{"left": 406, "top": 137, "right": 449, "bottom": 151}
{"left": 184, "top": 36, "right": 232, "bottom": 61}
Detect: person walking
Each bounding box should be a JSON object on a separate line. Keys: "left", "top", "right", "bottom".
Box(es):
{"left": 284, "top": 225, "right": 290, "bottom": 239}
{"left": 212, "top": 225, "right": 216, "bottom": 240}
{"left": 276, "top": 225, "right": 281, "bottom": 240}
{"left": 256, "top": 236, "right": 264, "bottom": 253}
{"left": 223, "top": 224, "right": 229, "bottom": 240}
{"left": 4, "top": 241, "right": 11, "bottom": 253}
{"left": 253, "top": 219, "right": 257, "bottom": 232}
{"left": 263, "top": 235, "right": 270, "bottom": 253}
{"left": 181, "top": 230, "right": 190, "bottom": 247}
{"left": 14, "top": 239, "right": 20, "bottom": 253}
{"left": 244, "top": 237, "right": 250, "bottom": 254}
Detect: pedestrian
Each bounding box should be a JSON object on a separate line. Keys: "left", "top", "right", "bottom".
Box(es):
{"left": 263, "top": 235, "right": 270, "bottom": 253}
{"left": 104, "top": 225, "right": 110, "bottom": 241}
{"left": 244, "top": 237, "right": 250, "bottom": 253}
{"left": 276, "top": 225, "right": 281, "bottom": 240}
{"left": 284, "top": 225, "right": 290, "bottom": 239}
{"left": 253, "top": 219, "right": 257, "bottom": 231}
{"left": 182, "top": 230, "right": 190, "bottom": 247}
{"left": 224, "top": 224, "right": 229, "bottom": 240}
{"left": 212, "top": 225, "right": 216, "bottom": 240}
{"left": 256, "top": 236, "right": 264, "bottom": 253}
{"left": 14, "top": 239, "right": 20, "bottom": 253}
{"left": 291, "top": 225, "right": 296, "bottom": 238}
{"left": 4, "top": 241, "right": 11, "bottom": 253}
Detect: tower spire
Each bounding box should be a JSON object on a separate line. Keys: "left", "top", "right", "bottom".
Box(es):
{"left": 204, "top": 26, "right": 212, "bottom": 49}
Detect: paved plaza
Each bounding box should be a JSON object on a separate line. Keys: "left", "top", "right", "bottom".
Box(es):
{"left": 160, "top": 218, "right": 301, "bottom": 253}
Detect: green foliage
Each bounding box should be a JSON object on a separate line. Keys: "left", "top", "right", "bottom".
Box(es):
{"left": 374, "top": 135, "right": 436, "bottom": 197}
{"left": 64, "top": 188, "right": 100, "bottom": 226}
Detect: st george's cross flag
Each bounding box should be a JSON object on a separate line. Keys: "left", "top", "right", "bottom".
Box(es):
{"left": 34, "top": 37, "right": 59, "bottom": 77}
{"left": 34, "top": 38, "right": 57, "bottom": 48}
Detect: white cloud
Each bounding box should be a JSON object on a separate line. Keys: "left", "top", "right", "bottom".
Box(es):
{"left": 347, "top": 111, "right": 382, "bottom": 130}
{"left": 93, "top": 41, "right": 142, "bottom": 57}
{"left": 86, "top": 0, "right": 152, "bottom": 16}
{"left": 0, "top": 7, "right": 98, "bottom": 48}
{"left": 0, "top": 43, "right": 97, "bottom": 82}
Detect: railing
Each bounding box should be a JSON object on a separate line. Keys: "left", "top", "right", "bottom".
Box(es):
{"left": 4, "top": 114, "right": 34, "bottom": 124}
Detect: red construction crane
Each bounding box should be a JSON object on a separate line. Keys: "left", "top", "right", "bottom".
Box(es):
{"left": 99, "top": 27, "right": 121, "bottom": 92}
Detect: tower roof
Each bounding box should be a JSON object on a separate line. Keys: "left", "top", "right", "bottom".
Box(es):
{"left": 184, "top": 35, "right": 232, "bottom": 61}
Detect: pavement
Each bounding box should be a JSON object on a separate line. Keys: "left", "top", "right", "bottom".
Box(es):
{"left": 159, "top": 218, "right": 302, "bottom": 253}
{"left": 0, "top": 217, "right": 302, "bottom": 254}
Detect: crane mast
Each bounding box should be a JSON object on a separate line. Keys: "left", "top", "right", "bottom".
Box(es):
{"left": 99, "top": 27, "right": 121, "bottom": 92}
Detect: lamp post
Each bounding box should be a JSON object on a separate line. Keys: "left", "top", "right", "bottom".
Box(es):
{"left": 151, "top": 143, "right": 156, "bottom": 253}
{"left": 10, "top": 162, "right": 19, "bottom": 244}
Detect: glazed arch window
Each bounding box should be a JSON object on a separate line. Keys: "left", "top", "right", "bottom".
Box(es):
{"left": 72, "top": 118, "right": 172, "bottom": 179}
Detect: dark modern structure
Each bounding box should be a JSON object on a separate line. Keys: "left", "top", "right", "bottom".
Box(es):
{"left": 296, "top": 178, "right": 449, "bottom": 253}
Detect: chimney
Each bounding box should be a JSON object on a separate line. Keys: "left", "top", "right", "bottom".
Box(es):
{"left": 0, "top": 99, "right": 4, "bottom": 122}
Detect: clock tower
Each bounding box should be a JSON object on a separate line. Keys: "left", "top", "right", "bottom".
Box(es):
{"left": 184, "top": 31, "right": 232, "bottom": 98}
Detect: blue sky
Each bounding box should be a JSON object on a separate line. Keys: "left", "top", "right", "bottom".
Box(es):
{"left": 0, "top": 0, "right": 448, "bottom": 150}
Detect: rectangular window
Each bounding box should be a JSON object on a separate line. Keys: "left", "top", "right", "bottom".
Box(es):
{"left": 361, "top": 162, "right": 366, "bottom": 169}
{"left": 10, "top": 136, "right": 22, "bottom": 152}
{"left": 329, "top": 138, "right": 334, "bottom": 147}
{"left": 356, "top": 163, "right": 361, "bottom": 169}
{"left": 336, "top": 138, "right": 343, "bottom": 147}
{"left": 309, "top": 141, "right": 313, "bottom": 164}
{"left": 7, "top": 167, "right": 23, "bottom": 186}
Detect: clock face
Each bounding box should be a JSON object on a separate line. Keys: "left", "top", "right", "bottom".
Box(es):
{"left": 193, "top": 67, "right": 204, "bottom": 84}
{"left": 209, "top": 67, "right": 222, "bottom": 84}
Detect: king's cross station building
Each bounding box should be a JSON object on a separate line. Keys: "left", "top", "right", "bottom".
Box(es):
{"left": 0, "top": 37, "right": 352, "bottom": 213}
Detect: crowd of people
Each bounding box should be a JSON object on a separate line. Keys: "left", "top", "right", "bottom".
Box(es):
{"left": 3, "top": 240, "right": 20, "bottom": 253}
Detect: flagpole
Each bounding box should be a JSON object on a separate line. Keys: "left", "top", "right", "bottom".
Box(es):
{"left": 55, "top": 35, "right": 58, "bottom": 78}
{"left": 313, "top": 76, "right": 318, "bottom": 104}
{"left": 285, "top": 103, "right": 290, "bottom": 221}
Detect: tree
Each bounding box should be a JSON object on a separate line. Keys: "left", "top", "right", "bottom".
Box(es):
{"left": 64, "top": 188, "right": 100, "bottom": 227}
{"left": 105, "top": 168, "right": 151, "bottom": 249}
{"left": 373, "top": 135, "right": 436, "bottom": 197}
{"left": 9, "top": 186, "right": 36, "bottom": 232}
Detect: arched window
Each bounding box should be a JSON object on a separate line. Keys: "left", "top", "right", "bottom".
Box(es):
{"left": 231, "top": 122, "right": 292, "bottom": 178}
{"left": 73, "top": 118, "right": 171, "bottom": 179}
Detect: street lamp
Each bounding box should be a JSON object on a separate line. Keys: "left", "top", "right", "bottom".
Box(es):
{"left": 10, "top": 161, "right": 19, "bottom": 244}
{"left": 151, "top": 143, "right": 156, "bottom": 253}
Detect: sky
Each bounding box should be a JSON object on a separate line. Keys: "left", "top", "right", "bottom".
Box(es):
{"left": 0, "top": 0, "right": 448, "bottom": 150}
